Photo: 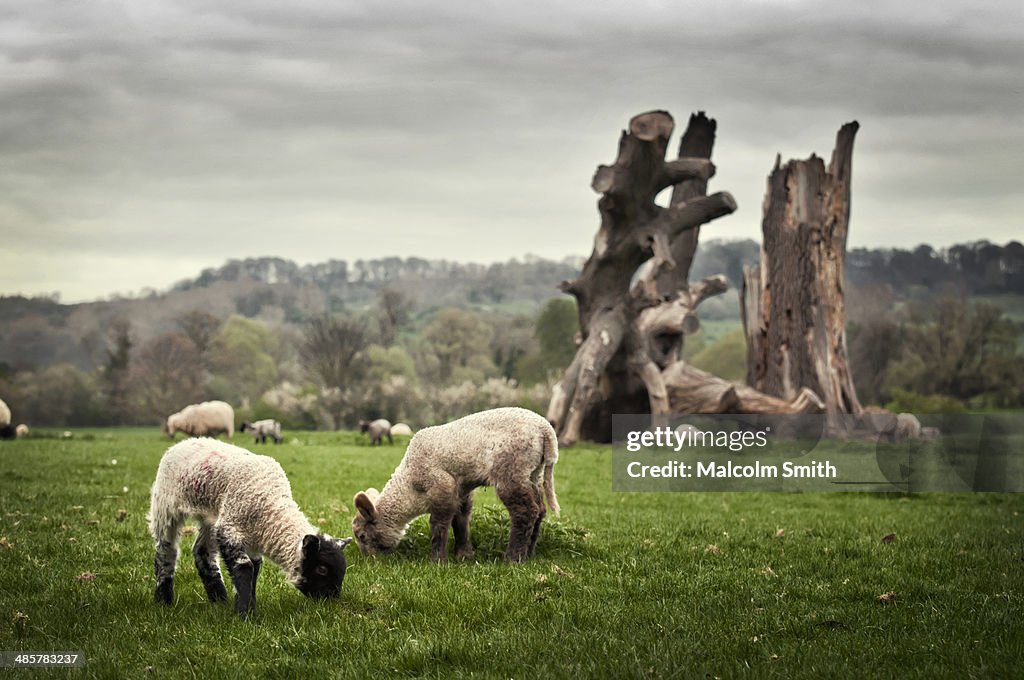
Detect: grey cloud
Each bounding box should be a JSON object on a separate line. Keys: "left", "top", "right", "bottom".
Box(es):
{"left": 1, "top": 0, "right": 1021, "bottom": 301}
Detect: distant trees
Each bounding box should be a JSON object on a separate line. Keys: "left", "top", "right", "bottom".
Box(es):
{"left": 101, "top": 318, "right": 134, "bottom": 424}
{"left": 175, "top": 310, "right": 223, "bottom": 357}
{"left": 849, "top": 296, "right": 1024, "bottom": 408}
{"left": 130, "top": 332, "right": 205, "bottom": 417}
{"left": 423, "top": 308, "right": 495, "bottom": 383}
{"left": 207, "top": 316, "right": 280, "bottom": 405}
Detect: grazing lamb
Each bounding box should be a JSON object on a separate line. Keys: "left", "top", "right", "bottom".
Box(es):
{"left": 165, "top": 400, "right": 235, "bottom": 440}
{"left": 15, "top": 424, "right": 29, "bottom": 438}
{"left": 148, "top": 437, "right": 352, "bottom": 618}
{"left": 359, "top": 418, "right": 392, "bottom": 446}
{"left": 241, "top": 419, "right": 282, "bottom": 444}
{"left": 352, "top": 407, "right": 560, "bottom": 563}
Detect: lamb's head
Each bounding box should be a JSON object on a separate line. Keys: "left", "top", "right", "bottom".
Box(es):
{"left": 358, "top": 420, "right": 369, "bottom": 434}
{"left": 295, "top": 534, "right": 353, "bottom": 599}
{"left": 163, "top": 414, "right": 179, "bottom": 438}
{"left": 240, "top": 421, "right": 253, "bottom": 433}
{"left": 352, "top": 489, "right": 402, "bottom": 555}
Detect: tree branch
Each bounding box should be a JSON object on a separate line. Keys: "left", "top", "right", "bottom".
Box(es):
{"left": 657, "top": 158, "right": 715, "bottom": 191}
{"left": 654, "top": 191, "right": 737, "bottom": 239}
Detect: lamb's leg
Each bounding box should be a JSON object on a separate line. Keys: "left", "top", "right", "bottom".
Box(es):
{"left": 453, "top": 493, "right": 475, "bottom": 562}
{"left": 497, "top": 483, "right": 541, "bottom": 563}
{"left": 251, "top": 556, "right": 262, "bottom": 586}
{"left": 528, "top": 486, "right": 546, "bottom": 557}
{"left": 193, "top": 522, "right": 228, "bottom": 603}
{"left": 152, "top": 512, "right": 185, "bottom": 605}
{"left": 429, "top": 511, "right": 455, "bottom": 563}
{"left": 426, "top": 474, "right": 459, "bottom": 562}
{"left": 215, "top": 527, "right": 257, "bottom": 619}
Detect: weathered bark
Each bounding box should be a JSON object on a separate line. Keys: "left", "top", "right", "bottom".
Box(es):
{"left": 547, "top": 111, "right": 824, "bottom": 445}
{"left": 741, "top": 122, "right": 862, "bottom": 434}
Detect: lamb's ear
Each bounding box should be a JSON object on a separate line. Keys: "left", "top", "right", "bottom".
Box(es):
{"left": 338, "top": 537, "right": 354, "bottom": 550}
{"left": 354, "top": 491, "right": 376, "bottom": 520}
{"left": 302, "top": 534, "right": 321, "bottom": 556}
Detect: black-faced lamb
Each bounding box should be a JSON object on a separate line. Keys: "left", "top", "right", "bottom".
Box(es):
{"left": 148, "top": 437, "right": 352, "bottom": 618}
{"left": 241, "top": 419, "right": 282, "bottom": 444}
{"left": 352, "top": 407, "right": 560, "bottom": 563}
{"left": 359, "top": 418, "right": 392, "bottom": 445}
{"left": 165, "top": 400, "right": 235, "bottom": 440}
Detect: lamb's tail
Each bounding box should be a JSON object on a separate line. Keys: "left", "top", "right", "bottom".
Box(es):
{"left": 541, "top": 425, "right": 561, "bottom": 515}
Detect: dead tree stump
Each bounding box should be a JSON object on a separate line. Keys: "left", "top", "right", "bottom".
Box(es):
{"left": 547, "top": 111, "right": 822, "bottom": 445}
{"left": 741, "top": 122, "right": 862, "bottom": 433}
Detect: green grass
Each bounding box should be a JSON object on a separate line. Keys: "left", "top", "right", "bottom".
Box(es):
{"left": 1, "top": 429, "right": 1022, "bottom": 678}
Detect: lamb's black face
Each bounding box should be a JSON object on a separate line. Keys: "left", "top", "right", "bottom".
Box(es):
{"left": 296, "top": 534, "right": 351, "bottom": 599}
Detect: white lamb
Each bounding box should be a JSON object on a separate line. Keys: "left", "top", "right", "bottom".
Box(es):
{"left": 241, "top": 419, "right": 282, "bottom": 444}
{"left": 148, "top": 437, "right": 352, "bottom": 618}
{"left": 0, "top": 398, "right": 14, "bottom": 440}
{"left": 352, "top": 407, "right": 560, "bottom": 563}
{"left": 165, "top": 400, "right": 235, "bottom": 440}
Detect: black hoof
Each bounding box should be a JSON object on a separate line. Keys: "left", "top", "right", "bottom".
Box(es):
{"left": 155, "top": 580, "right": 174, "bottom": 604}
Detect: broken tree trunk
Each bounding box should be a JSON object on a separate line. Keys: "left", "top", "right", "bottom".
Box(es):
{"left": 547, "top": 111, "right": 823, "bottom": 445}
{"left": 741, "top": 122, "right": 862, "bottom": 433}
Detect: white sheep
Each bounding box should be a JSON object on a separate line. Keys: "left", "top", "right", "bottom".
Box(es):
{"left": 0, "top": 398, "right": 14, "bottom": 440}
{"left": 15, "top": 424, "right": 28, "bottom": 438}
{"left": 359, "top": 418, "right": 392, "bottom": 445}
{"left": 148, "top": 437, "right": 352, "bottom": 618}
{"left": 241, "top": 419, "right": 282, "bottom": 444}
{"left": 165, "top": 400, "right": 235, "bottom": 440}
{"left": 390, "top": 423, "right": 414, "bottom": 437}
{"left": 352, "top": 407, "right": 560, "bottom": 563}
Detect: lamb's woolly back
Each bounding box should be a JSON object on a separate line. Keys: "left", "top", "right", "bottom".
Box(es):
{"left": 355, "top": 407, "right": 560, "bottom": 561}
{"left": 149, "top": 438, "right": 317, "bottom": 580}
{"left": 165, "top": 400, "right": 234, "bottom": 438}
{"left": 399, "top": 407, "right": 559, "bottom": 512}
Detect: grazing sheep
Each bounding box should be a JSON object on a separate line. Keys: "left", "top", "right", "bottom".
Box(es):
{"left": 165, "top": 400, "right": 235, "bottom": 440}
{"left": 148, "top": 437, "right": 352, "bottom": 618}
{"left": 241, "top": 419, "right": 282, "bottom": 444}
{"left": 390, "top": 423, "right": 413, "bottom": 437}
{"left": 359, "top": 418, "right": 392, "bottom": 446}
{"left": 893, "top": 413, "right": 922, "bottom": 442}
{"left": 352, "top": 407, "right": 560, "bottom": 563}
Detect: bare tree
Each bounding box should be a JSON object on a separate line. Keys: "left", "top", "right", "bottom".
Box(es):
{"left": 102, "top": 317, "right": 134, "bottom": 423}
{"left": 742, "top": 123, "right": 861, "bottom": 433}
{"left": 377, "top": 287, "right": 413, "bottom": 346}
{"left": 131, "top": 332, "right": 205, "bottom": 418}
{"left": 299, "top": 314, "right": 370, "bottom": 390}
{"left": 175, "top": 309, "right": 224, "bottom": 356}
{"left": 547, "top": 111, "right": 822, "bottom": 445}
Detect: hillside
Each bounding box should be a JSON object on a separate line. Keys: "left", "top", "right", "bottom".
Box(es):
{"left": 2, "top": 239, "right": 1022, "bottom": 375}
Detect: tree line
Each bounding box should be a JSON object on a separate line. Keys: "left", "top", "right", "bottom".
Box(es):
{"left": 1, "top": 240, "right": 1021, "bottom": 429}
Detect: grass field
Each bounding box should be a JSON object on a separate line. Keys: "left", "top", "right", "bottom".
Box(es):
{"left": 1, "top": 429, "right": 1022, "bottom": 678}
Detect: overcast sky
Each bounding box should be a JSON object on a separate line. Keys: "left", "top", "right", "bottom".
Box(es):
{"left": 2, "top": 0, "right": 1021, "bottom": 302}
